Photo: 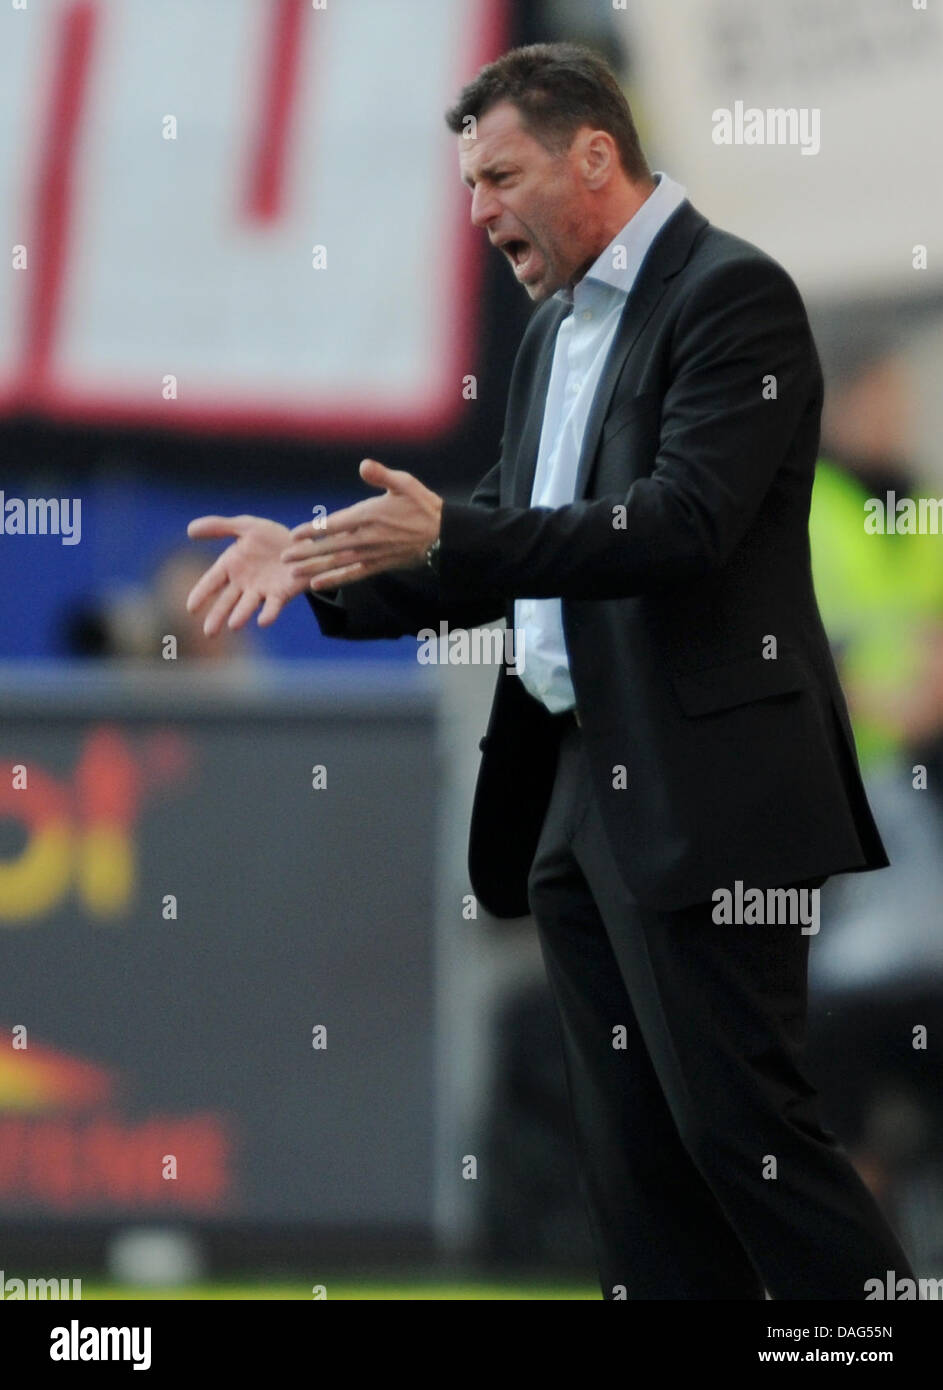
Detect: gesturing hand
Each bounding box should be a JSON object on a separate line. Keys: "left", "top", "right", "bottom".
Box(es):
{"left": 185, "top": 514, "right": 311, "bottom": 634}
{"left": 281, "top": 458, "right": 443, "bottom": 590}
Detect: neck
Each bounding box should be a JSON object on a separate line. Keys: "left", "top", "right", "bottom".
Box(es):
{"left": 568, "top": 175, "right": 659, "bottom": 289}
{"left": 605, "top": 173, "right": 658, "bottom": 241}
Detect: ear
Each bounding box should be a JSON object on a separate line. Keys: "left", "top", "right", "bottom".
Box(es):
{"left": 580, "top": 129, "right": 618, "bottom": 189}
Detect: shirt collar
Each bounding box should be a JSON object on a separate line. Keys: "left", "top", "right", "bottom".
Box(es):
{"left": 554, "top": 171, "right": 688, "bottom": 309}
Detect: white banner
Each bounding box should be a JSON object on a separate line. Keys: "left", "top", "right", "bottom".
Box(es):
{"left": 0, "top": 0, "right": 506, "bottom": 437}
{"left": 622, "top": 0, "right": 941, "bottom": 299}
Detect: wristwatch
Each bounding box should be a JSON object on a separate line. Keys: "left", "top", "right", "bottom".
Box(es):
{"left": 424, "top": 537, "right": 441, "bottom": 574}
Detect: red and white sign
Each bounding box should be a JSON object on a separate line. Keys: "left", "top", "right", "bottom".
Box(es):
{"left": 0, "top": 0, "right": 507, "bottom": 438}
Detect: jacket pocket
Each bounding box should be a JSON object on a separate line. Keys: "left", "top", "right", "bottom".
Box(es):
{"left": 671, "top": 652, "right": 810, "bottom": 717}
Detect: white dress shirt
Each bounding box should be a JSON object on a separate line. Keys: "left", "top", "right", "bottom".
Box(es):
{"left": 513, "top": 171, "right": 687, "bottom": 713}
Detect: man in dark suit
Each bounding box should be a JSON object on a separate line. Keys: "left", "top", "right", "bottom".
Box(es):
{"left": 187, "top": 43, "right": 914, "bottom": 1298}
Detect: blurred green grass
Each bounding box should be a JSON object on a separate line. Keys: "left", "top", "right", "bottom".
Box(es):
{"left": 78, "top": 1282, "right": 598, "bottom": 1300}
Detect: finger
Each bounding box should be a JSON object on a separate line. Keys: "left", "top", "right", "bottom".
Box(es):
{"left": 280, "top": 538, "right": 319, "bottom": 562}
{"left": 290, "top": 547, "right": 375, "bottom": 578}
{"left": 286, "top": 526, "right": 384, "bottom": 564}
{"left": 359, "top": 458, "right": 414, "bottom": 493}
{"left": 290, "top": 541, "right": 393, "bottom": 578}
{"left": 310, "top": 553, "right": 410, "bottom": 589}
{"left": 310, "top": 562, "right": 369, "bottom": 590}
{"left": 257, "top": 593, "right": 286, "bottom": 627}
{"left": 203, "top": 581, "right": 241, "bottom": 636}
{"left": 186, "top": 559, "right": 229, "bottom": 614}
{"left": 309, "top": 546, "right": 418, "bottom": 587}
{"left": 282, "top": 531, "right": 365, "bottom": 561}
{"left": 288, "top": 516, "right": 334, "bottom": 540}
{"left": 286, "top": 511, "right": 364, "bottom": 544}
{"left": 227, "top": 588, "right": 261, "bottom": 630}
{"left": 311, "top": 502, "right": 375, "bottom": 537}
{"left": 286, "top": 534, "right": 387, "bottom": 572}
{"left": 187, "top": 514, "right": 250, "bottom": 540}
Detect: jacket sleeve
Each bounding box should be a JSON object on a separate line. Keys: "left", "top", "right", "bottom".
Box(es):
{"left": 305, "top": 454, "right": 507, "bottom": 639}
{"left": 437, "top": 258, "right": 820, "bottom": 603}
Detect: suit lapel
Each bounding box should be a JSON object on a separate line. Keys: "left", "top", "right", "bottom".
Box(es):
{"left": 512, "top": 200, "right": 709, "bottom": 509}
{"left": 511, "top": 299, "right": 570, "bottom": 508}
{"left": 573, "top": 201, "right": 708, "bottom": 499}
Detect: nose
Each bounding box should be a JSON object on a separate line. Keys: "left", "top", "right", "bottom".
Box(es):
{"left": 470, "top": 183, "right": 502, "bottom": 230}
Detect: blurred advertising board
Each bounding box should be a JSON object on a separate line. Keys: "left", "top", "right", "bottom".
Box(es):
{"left": 0, "top": 666, "right": 437, "bottom": 1226}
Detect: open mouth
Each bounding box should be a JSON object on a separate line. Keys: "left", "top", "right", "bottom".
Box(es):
{"left": 502, "top": 239, "right": 536, "bottom": 278}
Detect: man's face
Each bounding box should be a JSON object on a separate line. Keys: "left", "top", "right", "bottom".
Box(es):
{"left": 458, "top": 100, "right": 596, "bottom": 303}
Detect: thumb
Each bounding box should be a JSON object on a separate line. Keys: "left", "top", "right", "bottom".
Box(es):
{"left": 359, "top": 458, "right": 406, "bottom": 493}
{"left": 187, "top": 514, "right": 248, "bottom": 539}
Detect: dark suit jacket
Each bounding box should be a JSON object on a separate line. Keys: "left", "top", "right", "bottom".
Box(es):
{"left": 307, "top": 198, "right": 888, "bottom": 917}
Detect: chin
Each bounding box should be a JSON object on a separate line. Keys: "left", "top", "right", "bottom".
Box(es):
{"left": 524, "top": 278, "right": 552, "bottom": 303}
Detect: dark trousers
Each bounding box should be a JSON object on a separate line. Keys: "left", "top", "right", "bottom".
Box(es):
{"left": 527, "top": 715, "right": 915, "bottom": 1299}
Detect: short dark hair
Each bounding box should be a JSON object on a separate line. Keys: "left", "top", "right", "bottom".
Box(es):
{"left": 444, "top": 42, "right": 651, "bottom": 183}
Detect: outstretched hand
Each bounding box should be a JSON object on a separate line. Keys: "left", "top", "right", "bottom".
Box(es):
{"left": 281, "top": 458, "right": 442, "bottom": 590}
{"left": 185, "top": 514, "right": 311, "bottom": 634}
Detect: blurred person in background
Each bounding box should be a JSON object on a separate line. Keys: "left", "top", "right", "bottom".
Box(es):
{"left": 185, "top": 42, "right": 916, "bottom": 1300}
{"left": 63, "top": 545, "right": 255, "bottom": 663}
{"left": 155, "top": 547, "right": 255, "bottom": 663}
{"left": 809, "top": 350, "right": 943, "bottom": 775}
{"left": 806, "top": 344, "right": 943, "bottom": 1271}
